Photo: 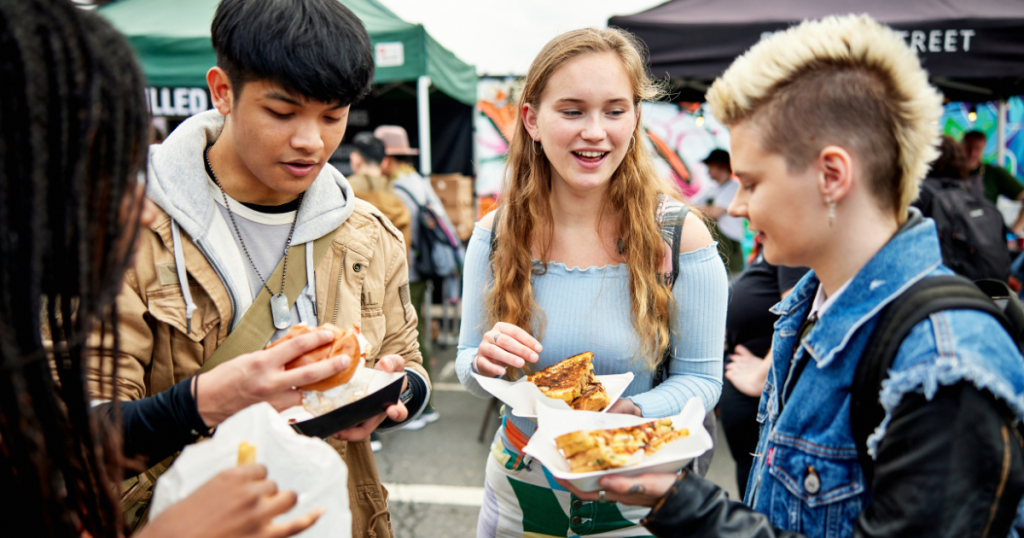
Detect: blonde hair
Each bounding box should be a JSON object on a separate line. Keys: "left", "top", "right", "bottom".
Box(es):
{"left": 706, "top": 15, "right": 943, "bottom": 221}
{"left": 489, "top": 27, "right": 679, "bottom": 377}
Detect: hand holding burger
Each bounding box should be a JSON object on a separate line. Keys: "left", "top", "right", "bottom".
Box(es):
{"left": 268, "top": 323, "right": 410, "bottom": 442}
{"left": 195, "top": 329, "right": 351, "bottom": 427}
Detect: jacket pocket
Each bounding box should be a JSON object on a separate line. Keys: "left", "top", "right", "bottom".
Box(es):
{"left": 146, "top": 285, "right": 217, "bottom": 342}
{"left": 768, "top": 438, "right": 865, "bottom": 537}
{"left": 360, "top": 310, "right": 386, "bottom": 361}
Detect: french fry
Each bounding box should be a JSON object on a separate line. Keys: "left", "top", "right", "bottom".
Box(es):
{"left": 237, "top": 441, "right": 256, "bottom": 465}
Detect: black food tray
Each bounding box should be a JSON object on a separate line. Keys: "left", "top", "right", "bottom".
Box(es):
{"left": 289, "top": 375, "right": 405, "bottom": 438}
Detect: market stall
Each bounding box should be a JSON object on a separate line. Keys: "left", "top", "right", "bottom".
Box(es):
{"left": 610, "top": 0, "right": 1024, "bottom": 174}
{"left": 100, "top": 0, "right": 476, "bottom": 175}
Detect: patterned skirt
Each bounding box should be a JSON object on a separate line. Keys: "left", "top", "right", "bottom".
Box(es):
{"left": 475, "top": 417, "right": 654, "bottom": 538}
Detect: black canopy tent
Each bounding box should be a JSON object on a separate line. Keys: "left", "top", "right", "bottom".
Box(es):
{"left": 610, "top": 0, "right": 1024, "bottom": 164}
{"left": 610, "top": 0, "right": 1024, "bottom": 102}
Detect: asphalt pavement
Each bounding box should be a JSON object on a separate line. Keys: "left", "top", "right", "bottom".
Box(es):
{"left": 375, "top": 344, "right": 740, "bottom": 538}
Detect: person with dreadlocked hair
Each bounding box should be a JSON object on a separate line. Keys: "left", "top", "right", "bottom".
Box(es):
{"left": 0, "top": 1, "right": 353, "bottom": 537}
{"left": 87, "top": 0, "right": 429, "bottom": 535}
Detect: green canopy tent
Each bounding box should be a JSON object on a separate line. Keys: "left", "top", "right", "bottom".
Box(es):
{"left": 100, "top": 0, "right": 477, "bottom": 175}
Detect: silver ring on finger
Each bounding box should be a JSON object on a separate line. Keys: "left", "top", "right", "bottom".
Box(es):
{"left": 598, "top": 490, "right": 607, "bottom": 503}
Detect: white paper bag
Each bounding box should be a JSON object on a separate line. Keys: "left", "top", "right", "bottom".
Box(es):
{"left": 150, "top": 402, "right": 351, "bottom": 537}
{"left": 523, "top": 398, "right": 713, "bottom": 491}
{"left": 470, "top": 371, "right": 634, "bottom": 418}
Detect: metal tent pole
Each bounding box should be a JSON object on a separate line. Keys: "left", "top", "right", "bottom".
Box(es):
{"left": 417, "top": 75, "right": 433, "bottom": 175}
{"left": 998, "top": 99, "right": 1008, "bottom": 167}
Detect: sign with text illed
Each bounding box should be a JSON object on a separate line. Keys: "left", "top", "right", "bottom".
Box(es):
{"left": 147, "top": 87, "right": 211, "bottom": 117}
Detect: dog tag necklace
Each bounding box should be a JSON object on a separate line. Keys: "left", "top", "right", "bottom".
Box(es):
{"left": 205, "top": 147, "right": 302, "bottom": 330}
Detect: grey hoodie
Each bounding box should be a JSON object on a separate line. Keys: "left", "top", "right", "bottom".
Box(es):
{"left": 147, "top": 110, "right": 356, "bottom": 332}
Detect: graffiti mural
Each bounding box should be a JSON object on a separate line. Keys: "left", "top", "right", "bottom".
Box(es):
{"left": 475, "top": 78, "right": 733, "bottom": 200}
{"left": 475, "top": 77, "right": 519, "bottom": 199}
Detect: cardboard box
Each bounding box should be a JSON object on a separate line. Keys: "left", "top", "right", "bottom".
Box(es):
{"left": 449, "top": 206, "right": 475, "bottom": 242}
{"left": 431, "top": 174, "right": 473, "bottom": 209}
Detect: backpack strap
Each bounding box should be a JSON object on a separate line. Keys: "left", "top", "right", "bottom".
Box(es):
{"left": 488, "top": 207, "right": 501, "bottom": 262}
{"left": 850, "top": 275, "right": 1014, "bottom": 485}
{"left": 198, "top": 225, "right": 340, "bottom": 373}
{"left": 653, "top": 194, "right": 689, "bottom": 386}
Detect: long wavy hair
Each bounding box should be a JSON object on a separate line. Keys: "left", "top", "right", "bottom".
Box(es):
{"left": 0, "top": 1, "right": 149, "bottom": 535}
{"left": 488, "top": 27, "right": 679, "bottom": 377}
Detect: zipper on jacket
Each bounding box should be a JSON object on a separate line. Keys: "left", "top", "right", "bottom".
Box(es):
{"left": 194, "top": 237, "right": 240, "bottom": 328}
{"left": 332, "top": 246, "right": 347, "bottom": 325}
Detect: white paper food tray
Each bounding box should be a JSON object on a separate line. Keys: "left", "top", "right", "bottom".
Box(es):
{"left": 523, "top": 398, "right": 713, "bottom": 491}
{"left": 470, "top": 371, "right": 634, "bottom": 418}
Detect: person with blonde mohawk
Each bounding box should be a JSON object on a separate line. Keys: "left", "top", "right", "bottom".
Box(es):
{"left": 558, "top": 15, "right": 1024, "bottom": 538}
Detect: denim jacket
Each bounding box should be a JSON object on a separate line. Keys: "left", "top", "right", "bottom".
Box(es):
{"left": 744, "top": 210, "right": 1024, "bottom": 538}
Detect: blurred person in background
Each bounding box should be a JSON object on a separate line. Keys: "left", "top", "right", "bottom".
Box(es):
{"left": 348, "top": 131, "right": 412, "bottom": 250}
{"left": 962, "top": 130, "right": 1024, "bottom": 235}
{"left": 0, "top": 1, "right": 352, "bottom": 536}
{"left": 560, "top": 16, "right": 1024, "bottom": 538}
{"left": 378, "top": 124, "right": 459, "bottom": 429}
{"left": 87, "top": 1, "right": 430, "bottom": 536}
{"left": 693, "top": 149, "right": 745, "bottom": 275}
{"left": 348, "top": 131, "right": 412, "bottom": 451}
{"left": 916, "top": 135, "right": 1012, "bottom": 283}
{"left": 719, "top": 240, "right": 808, "bottom": 498}
{"left": 457, "top": 27, "right": 727, "bottom": 537}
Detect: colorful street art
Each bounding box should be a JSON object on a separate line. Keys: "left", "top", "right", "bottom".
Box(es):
{"left": 474, "top": 78, "right": 731, "bottom": 201}
{"left": 475, "top": 77, "right": 519, "bottom": 198}
{"left": 940, "top": 97, "right": 1024, "bottom": 180}
{"left": 474, "top": 79, "right": 749, "bottom": 253}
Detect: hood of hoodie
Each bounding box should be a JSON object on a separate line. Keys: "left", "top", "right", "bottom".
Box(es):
{"left": 147, "top": 110, "right": 356, "bottom": 246}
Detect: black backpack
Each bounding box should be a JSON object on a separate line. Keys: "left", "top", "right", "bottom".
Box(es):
{"left": 394, "top": 185, "right": 461, "bottom": 280}
{"left": 918, "top": 178, "right": 1011, "bottom": 282}
{"left": 850, "top": 275, "right": 1024, "bottom": 485}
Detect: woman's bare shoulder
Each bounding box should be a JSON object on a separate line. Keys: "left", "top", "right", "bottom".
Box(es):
{"left": 478, "top": 209, "right": 498, "bottom": 232}
{"left": 678, "top": 211, "right": 715, "bottom": 254}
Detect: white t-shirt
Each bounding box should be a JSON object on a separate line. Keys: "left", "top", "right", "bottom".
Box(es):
{"left": 695, "top": 179, "right": 744, "bottom": 242}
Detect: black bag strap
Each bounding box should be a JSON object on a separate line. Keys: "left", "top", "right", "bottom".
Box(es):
{"left": 850, "top": 275, "right": 1015, "bottom": 485}
{"left": 488, "top": 207, "right": 501, "bottom": 262}
{"left": 393, "top": 184, "right": 423, "bottom": 210}
{"left": 653, "top": 194, "right": 688, "bottom": 386}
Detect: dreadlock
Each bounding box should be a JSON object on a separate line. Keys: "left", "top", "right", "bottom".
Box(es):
{"left": 0, "top": 0, "right": 149, "bottom": 536}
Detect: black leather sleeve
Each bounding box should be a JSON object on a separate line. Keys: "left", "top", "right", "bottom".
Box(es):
{"left": 641, "top": 383, "right": 1023, "bottom": 538}
{"left": 641, "top": 471, "right": 804, "bottom": 538}
{"left": 94, "top": 376, "right": 210, "bottom": 465}
{"left": 855, "top": 383, "right": 1024, "bottom": 538}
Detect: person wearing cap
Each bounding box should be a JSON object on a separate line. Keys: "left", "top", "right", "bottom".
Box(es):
{"left": 375, "top": 124, "right": 459, "bottom": 429}
{"left": 694, "top": 148, "right": 745, "bottom": 275}
{"left": 348, "top": 132, "right": 412, "bottom": 249}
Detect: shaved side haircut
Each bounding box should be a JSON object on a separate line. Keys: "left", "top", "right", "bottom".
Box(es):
{"left": 706, "top": 15, "right": 944, "bottom": 221}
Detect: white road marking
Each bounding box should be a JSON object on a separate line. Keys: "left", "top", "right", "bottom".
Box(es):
{"left": 383, "top": 483, "right": 485, "bottom": 506}
{"left": 432, "top": 382, "right": 467, "bottom": 392}
{"left": 439, "top": 360, "right": 458, "bottom": 381}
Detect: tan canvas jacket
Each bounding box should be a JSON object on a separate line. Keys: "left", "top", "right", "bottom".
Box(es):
{"left": 89, "top": 198, "right": 423, "bottom": 538}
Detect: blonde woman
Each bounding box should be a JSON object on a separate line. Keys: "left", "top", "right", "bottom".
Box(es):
{"left": 561, "top": 16, "right": 1024, "bottom": 538}
{"left": 456, "top": 28, "right": 728, "bottom": 537}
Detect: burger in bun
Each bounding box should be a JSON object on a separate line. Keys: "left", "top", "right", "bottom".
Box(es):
{"left": 268, "top": 323, "right": 376, "bottom": 416}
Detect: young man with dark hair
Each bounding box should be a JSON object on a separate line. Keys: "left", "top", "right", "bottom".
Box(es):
{"left": 348, "top": 132, "right": 412, "bottom": 256}
{"left": 88, "top": 1, "right": 428, "bottom": 535}
{"left": 962, "top": 130, "right": 1024, "bottom": 234}
{"left": 695, "top": 148, "right": 745, "bottom": 275}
